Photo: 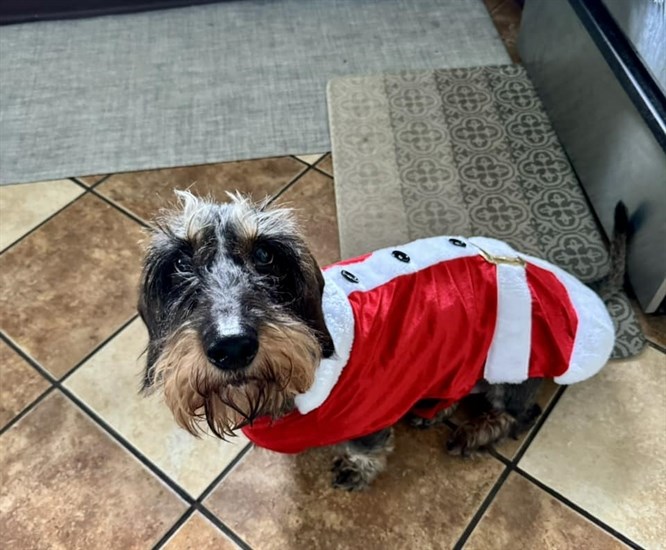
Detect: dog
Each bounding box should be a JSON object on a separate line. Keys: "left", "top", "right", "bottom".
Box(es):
{"left": 138, "top": 191, "right": 625, "bottom": 491}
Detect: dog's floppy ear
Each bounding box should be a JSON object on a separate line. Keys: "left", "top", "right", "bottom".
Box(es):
{"left": 297, "top": 250, "right": 335, "bottom": 358}
{"left": 138, "top": 294, "right": 164, "bottom": 393}
{"left": 137, "top": 239, "right": 174, "bottom": 392}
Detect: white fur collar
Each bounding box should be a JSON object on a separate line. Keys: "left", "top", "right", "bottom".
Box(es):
{"left": 293, "top": 277, "right": 355, "bottom": 414}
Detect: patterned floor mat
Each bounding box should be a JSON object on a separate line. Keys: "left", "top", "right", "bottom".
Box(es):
{"left": 327, "top": 65, "right": 645, "bottom": 358}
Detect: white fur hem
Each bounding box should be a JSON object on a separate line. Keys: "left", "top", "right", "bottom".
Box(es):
{"left": 294, "top": 278, "right": 354, "bottom": 414}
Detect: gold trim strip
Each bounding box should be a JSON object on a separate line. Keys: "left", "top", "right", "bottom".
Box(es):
{"left": 474, "top": 245, "right": 526, "bottom": 267}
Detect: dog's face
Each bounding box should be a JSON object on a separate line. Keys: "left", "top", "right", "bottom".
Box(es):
{"left": 139, "top": 191, "right": 332, "bottom": 437}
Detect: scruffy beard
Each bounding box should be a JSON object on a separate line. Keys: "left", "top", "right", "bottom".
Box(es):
{"left": 147, "top": 319, "right": 321, "bottom": 438}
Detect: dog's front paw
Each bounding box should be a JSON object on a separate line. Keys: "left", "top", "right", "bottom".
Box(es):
{"left": 446, "top": 424, "right": 481, "bottom": 458}
{"left": 447, "top": 411, "right": 516, "bottom": 457}
{"left": 331, "top": 456, "right": 370, "bottom": 491}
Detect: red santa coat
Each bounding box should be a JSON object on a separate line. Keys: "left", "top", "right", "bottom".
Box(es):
{"left": 242, "top": 236, "right": 615, "bottom": 453}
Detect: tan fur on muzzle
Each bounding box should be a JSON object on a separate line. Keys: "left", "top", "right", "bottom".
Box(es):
{"left": 151, "top": 319, "right": 321, "bottom": 438}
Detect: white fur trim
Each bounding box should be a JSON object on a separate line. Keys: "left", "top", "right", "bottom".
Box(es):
{"left": 325, "top": 236, "right": 479, "bottom": 296}
{"left": 294, "top": 278, "right": 354, "bottom": 414}
{"left": 483, "top": 263, "right": 532, "bottom": 383}
{"left": 468, "top": 236, "right": 519, "bottom": 258}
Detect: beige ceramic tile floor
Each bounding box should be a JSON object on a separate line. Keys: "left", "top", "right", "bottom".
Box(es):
{"left": 1, "top": 152, "right": 664, "bottom": 549}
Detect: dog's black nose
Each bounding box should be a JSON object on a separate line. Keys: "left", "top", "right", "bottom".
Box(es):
{"left": 205, "top": 333, "right": 259, "bottom": 370}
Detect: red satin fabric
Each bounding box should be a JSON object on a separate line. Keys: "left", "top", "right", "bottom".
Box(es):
{"left": 243, "top": 255, "right": 577, "bottom": 454}
{"left": 526, "top": 264, "right": 578, "bottom": 378}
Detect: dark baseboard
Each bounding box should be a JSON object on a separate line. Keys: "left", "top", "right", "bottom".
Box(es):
{"left": 0, "top": 0, "right": 229, "bottom": 25}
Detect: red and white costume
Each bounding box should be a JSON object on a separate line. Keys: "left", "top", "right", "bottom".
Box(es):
{"left": 243, "top": 236, "right": 614, "bottom": 453}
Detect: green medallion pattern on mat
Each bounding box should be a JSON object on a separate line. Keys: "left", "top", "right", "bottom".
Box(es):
{"left": 327, "top": 65, "right": 645, "bottom": 359}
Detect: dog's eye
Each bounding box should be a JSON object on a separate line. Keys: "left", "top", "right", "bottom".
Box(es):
{"left": 174, "top": 257, "right": 187, "bottom": 271}
{"left": 172, "top": 254, "right": 194, "bottom": 276}
{"left": 252, "top": 246, "right": 273, "bottom": 268}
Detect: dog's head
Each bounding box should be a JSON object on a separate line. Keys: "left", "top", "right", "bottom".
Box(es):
{"left": 138, "top": 191, "right": 332, "bottom": 437}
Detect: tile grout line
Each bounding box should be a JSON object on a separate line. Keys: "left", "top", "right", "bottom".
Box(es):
{"left": 152, "top": 442, "right": 256, "bottom": 550}
{"left": 58, "top": 314, "right": 140, "bottom": 384}
{"left": 310, "top": 164, "right": 334, "bottom": 179}
{"left": 452, "top": 464, "right": 512, "bottom": 550}
{"left": 70, "top": 389, "right": 195, "bottom": 503}
{"left": 452, "top": 385, "right": 568, "bottom": 548}
{"left": 85, "top": 161, "right": 314, "bottom": 228}
{"left": 58, "top": 386, "right": 228, "bottom": 538}
{"left": 85, "top": 186, "right": 152, "bottom": 228}
{"left": 2, "top": 329, "right": 254, "bottom": 550}
{"left": 0, "top": 331, "right": 58, "bottom": 436}
{"left": 0, "top": 386, "right": 55, "bottom": 434}
{"left": 196, "top": 442, "right": 253, "bottom": 504}
{"left": 267, "top": 164, "right": 314, "bottom": 206}
{"left": 648, "top": 340, "right": 666, "bottom": 355}
{"left": 290, "top": 155, "right": 312, "bottom": 168}
{"left": 506, "top": 382, "right": 644, "bottom": 548}
{"left": 151, "top": 439, "right": 256, "bottom": 550}
{"left": 91, "top": 174, "right": 113, "bottom": 187}
{"left": 454, "top": 383, "right": 643, "bottom": 549}
{"left": 69, "top": 177, "right": 90, "bottom": 192}
{"left": 1, "top": 171, "right": 156, "bottom": 258}
{"left": 150, "top": 507, "right": 196, "bottom": 550}
{"left": 2, "top": 160, "right": 332, "bottom": 260}
{"left": 312, "top": 154, "right": 329, "bottom": 164}
{"left": 195, "top": 504, "right": 253, "bottom": 550}
{"left": 0, "top": 185, "right": 90, "bottom": 255}
{"left": 310, "top": 153, "right": 333, "bottom": 178}
{"left": 151, "top": 504, "right": 256, "bottom": 550}
{"left": 267, "top": 165, "right": 313, "bottom": 205}
{"left": 268, "top": 160, "right": 334, "bottom": 207}
{"left": 486, "top": 446, "right": 512, "bottom": 466}
{"left": 0, "top": 312, "right": 140, "bottom": 396}
{"left": 513, "top": 467, "right": 644, "bottom": 550}
{"left": 0, "top": 332, "right": 194, "bottom": 503}
{"left": 71, "top": 174, "right": 113, "bottom": 188}
{"left": 291, "top": 154, "right": 329, "bottom": 170}
{"left": 509, "top": 385, "right": 567, "bottom": 465}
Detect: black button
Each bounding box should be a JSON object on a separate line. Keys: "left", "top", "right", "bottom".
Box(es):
{"left": 341, "top": 270, "right": 359, "bottom": 283}
{"left": 449, "top": 238, "right": 467, "bottom": 247}
{"left": 391, "top": 250, "right": 410, "bottom": 263}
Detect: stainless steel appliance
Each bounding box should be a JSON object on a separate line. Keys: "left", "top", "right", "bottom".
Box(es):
{"left": 519, "top": 0, "right": 666, "bottom": 312}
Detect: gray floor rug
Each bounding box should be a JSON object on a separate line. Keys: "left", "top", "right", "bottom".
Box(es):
{"left": 0, "top": 0, "right": 509, "bottom": 185}
{"left": 327, "top": 65, "right": 646, "bottom": 359}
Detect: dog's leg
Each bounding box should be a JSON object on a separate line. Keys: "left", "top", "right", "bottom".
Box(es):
{"left": 447, "top": 379, "right": 542, "bottom": 456}
{"left": 331, "top": 427, "right": 395, "bottom": 491}
{"left": 406, "top": 402, "right": 459, "bottom": 429}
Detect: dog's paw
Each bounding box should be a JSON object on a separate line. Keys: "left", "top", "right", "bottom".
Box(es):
{"left": 446, "top": 425, "right": 485, "bottom": 458}
{"left": 331, "top": 456, "right": 369, "bottom": 491}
